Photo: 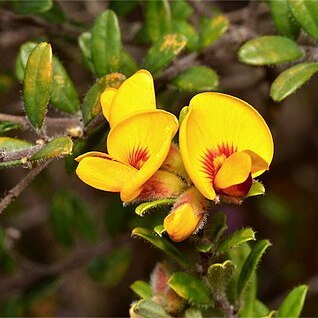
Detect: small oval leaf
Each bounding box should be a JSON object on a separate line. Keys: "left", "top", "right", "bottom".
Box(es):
{"left": 269, "top": 0, "right": 300, "bottom": 39}
{"left": 51, "top": 56, "right": 80, "bottom": 114}
{"left": 23, "top": 42, "right": 53, "bottom": 129}
{"left": 198, "top": 15, "right": 229, "bottom": 50}
{"left": 277, "top": 285, "right": 308, "bottom": 318}
{"left": 218, "top": 228, "right": 256, "bottom": 253}
{"left": 91, "top": 10, "right": 122, "bottom": 77}
{"left": 246, "top": 181, "right": 265, "bottom": 197}
{"left": 130, "top": 280, "right": 152, "bottom": 299}
{"left": 237, "top": 240, "right": 271, "bottom": 299}
{"left": 238, "top": 36, "right": 303, "bottom": 65}
{"left": 168, "top": 272, "right": 211, "bottom": 305}
{"left": 78, "top": 32, "right": 95, "bottom": 74}
{"left": 0, "top": 137, "right": 31, "bottom": 151}
{"left": 143, "top": 33, "right": 187, "bottom": 75}
{"left": 15, "top": 41, "right": 37, "bottom": 82}
{"left": 132, "top": 227, "right": 189, "bottom": 267}
{"left": 132, "top": 299, "right": 169, "bottom": 318}
{"left": 171, "top": 66, "right": 219, "bottom": 93}
{"left": 145, "top": 0, "right": 172, "bottom": 43}
{"left": 31, "top": 136, "right": 73, "bottom": 161}
{"left": 12, "top": 0, "right": 53, "bottom": 14}
{"left": 270, "top": 62, "right": 318, "bottom": 102}
{"left": 288, "top": 0, "right": 318, "bottom": 40}
{"left": 82, "top": 73, "right": 126, "bottom": 125}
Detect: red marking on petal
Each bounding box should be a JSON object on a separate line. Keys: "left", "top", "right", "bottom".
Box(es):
{"left": 201, "top": 142, "right": 237, "bottom": 182}
{"left": 128, "top": 146, "right": 149, "bottom": 169}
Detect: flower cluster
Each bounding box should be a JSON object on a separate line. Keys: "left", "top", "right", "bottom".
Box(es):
{"left": 76, "top": 70, "right": 273, "bottom": 242}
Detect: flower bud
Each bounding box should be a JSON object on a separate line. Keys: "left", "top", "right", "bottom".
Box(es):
{"left": 164, "top": 187, "right": 207, "bottom": 242}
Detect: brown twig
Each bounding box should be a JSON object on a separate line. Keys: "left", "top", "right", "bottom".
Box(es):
{"left": 0, "top": 8, "right": 83, "bottom": 37}
{"left": 0, "top": 113, "right": 82, "bottom": 131}
{"left": 0, "top": 159, "right": 53, "bottom": 213}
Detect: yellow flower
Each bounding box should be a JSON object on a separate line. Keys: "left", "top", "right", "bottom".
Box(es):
{"left": 76, "top": 110, "right": 180, "bottom": 202}
{"left": 100, "top": 69, "right": 156, "bottom": 128}
{"left": 179, "top": 92, "right": 274, "bottom": 200}
{"left": 164, "top": 187, "right": 207, "bottom": 242}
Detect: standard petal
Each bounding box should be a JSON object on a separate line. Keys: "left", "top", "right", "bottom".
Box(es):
{"left": 180, "top": 92, "right": 274, "bottom": 199}
{"left": 107, "top": 110, "right": 179, "bottom": 202}
{"left": 214, "top": 152, "right": 252, "bottom": 190}
{"left": 100, "top": 88, "right": 117, "bottom": 121}
{"left": 76, "top": 154, "right": 138, "bottom": 193}
{"left": 108, "top": 69, "right": 156, "bottom": 127}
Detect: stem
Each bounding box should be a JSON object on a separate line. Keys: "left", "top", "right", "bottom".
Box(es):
{"left": 215, "top": 294, "right": 238, "bottom": 318}
{"left": 0, "top": 159, "right": 52, "bottom": 213}
{"left": 0, "top": 113, "right": 82, "bottom": 131}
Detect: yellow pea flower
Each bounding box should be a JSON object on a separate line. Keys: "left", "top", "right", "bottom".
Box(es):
{"left": 76, "top": 110, "right": 181, "bottom": 202}
{"left": 179, "top": 92, "right": 274, "bottom": 200}
{"left": 164, "top": 187, "right": 207, "bottom": 242}
{"left": 100, "top": 69, "right": 156, "bottom": 128}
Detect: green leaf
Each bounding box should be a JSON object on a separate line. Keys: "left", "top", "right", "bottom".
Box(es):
{"left": 31, "top": 136, "right": 73, "bottom": 161}
{"left": 91, "top": 10, "right": 122, "bottom": 77}
{"left": 288, "top": 0, "right": 318, "bottom": 40}
{"left": 168, "top": 272, "right": 211, "bottom": 305}
{"left": 50, "top": 56, "right": 80, "bottom": 114}
{"left": 12, "top": 0, "right": 53, "bottom": 14}
{"left": 270, "top": 62, "right": 318, "bottom": 102}
{"left": 120, "top": 50, "right": 138, "bottom": 76}
{"left": 154, "top": 225, "right": 165, "bottom": 237}
{"left": 210, "top": 211, "right": 228, "bottom": 242}
{"left": 145, "top": 0, "right": 172, "bottom": 43}
{"left": 78, "top": 32, "right": 95, "bottom": 73}
{"left": 277, "top": 285, "right": 308, "bottom": 318}
{"left": 0, "top": 137, "right": 31, "bottom": 151}
{"left": 171, "top": 66, "right": 219, "bottom": 93}
{"left": 237, "top": 240, "right": 271, "bottom": 299}
{"left": 143, "top": 33, "right": 187, "bottom": 75}
{"left": 135, "top": 199, "right": 175, "bottom": 216}
{"left": 207, "top": 260, "right": 236, "bottom": 296}
{"left": 172, "top": 20, "right": 199, "bottom": 51}
{"left": 109, "top": 0, "right": 138, "bottom": 16}
{"left": 268, "top": 0, "right": 300, "bottom": 39}
{"left": 198, "top": 15, "right": 229, "bottom": 50}
{"left": 82, "top": 73, "right": 126, "bottom": 125}
{"left": 15, "top": 41, "right": 37, "bottom": 82}
{"left": 23, "top": 42, "right": 53, "bottom": 129}
{"left": 239, "top": 272, "right": 257, "bottom": 317}
{"left": 132, "top": 227, "right": 189, "bottom": 266}
{"left": 253, "top": 300, "right": 270, "bottom": 317}
{"left": 39, "top": 0, "right": 66, "bottom": 24}
{"left": 88, "top": 248, "right": 132, "bottom": 287}
{"left": 82, "top": 79, "right": 106, "bottom": 125}
{"left": 246, "top": 181, "right": 265, "bottom": 197}
{"left": 132, "top": 299, "right": 169, "bottom": 318}
{"left": 130, "top": 280, "right": 152, "bottom": 299}
{"left": 0, "top": 122, "right": 22, "bottom": 135}
{"left": 238, "top": 36, "right": 303, "bottom": 65}
{"left": 72, "top": 196, "right": 98, "bottom": 243}
{"left": 218, "top": 228, "right": 256, "bottom": 253}
{"left": 50, "top": 191, "right": 75, "bottom": 247}
{"left": 178, "top": 106, "right": 189, "bottom": 125}
{"left": 171, "top": 0, "right": 193, "bottom": 21}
